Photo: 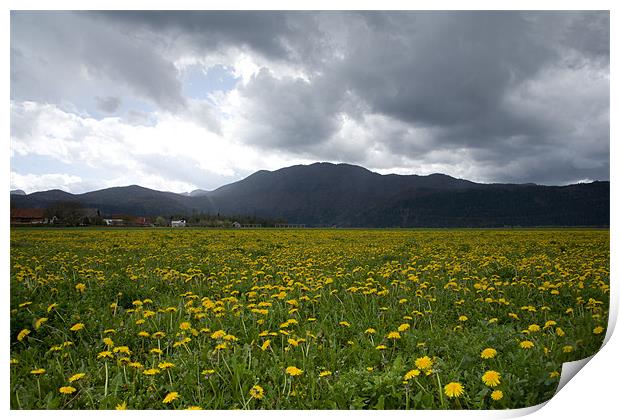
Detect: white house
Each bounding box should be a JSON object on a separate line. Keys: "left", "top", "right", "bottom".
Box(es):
{"left": 171, "top": 219, "right": 186, "bottom": 227}
{"left": 232, "top": 221, "right": 241, "bottom": 228}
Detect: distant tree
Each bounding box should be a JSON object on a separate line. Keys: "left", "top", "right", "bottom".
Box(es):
{"left": 155, "top": 216, "right": 168, "bottom": 227}
{"left": 45, "top": 201, "right": 84, "bottom": 226}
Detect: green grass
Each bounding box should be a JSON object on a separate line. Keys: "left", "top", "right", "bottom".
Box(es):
{"left": 10, "top": 228, "right": 609, "bottom": 409}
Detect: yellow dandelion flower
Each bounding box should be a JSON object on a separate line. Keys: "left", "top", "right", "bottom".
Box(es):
{"left": 179, "top": 322, "right": 191, "bottom": 330}
{"left": 103, "top": 337, "right": 114, "bottom": 347}
{"left": 75, "top": 283, "right": 86, "bottom": 293}
{"left": 10, "top": 358, "right": 18, "bottom": 365}
{"left": 70, "top": 323, "right": 84, "bottom": 332}
{"left": 285, "top": 366, "right": 303, "bottom": 376}
{"left": 143, "top": 368, "right": 160, "bottom": 375}
{"left": 17, "top": 329, "right": 30, "bottom": 341}
{"left": 491, "top": 390, "right": 504, "bottom": 401}
{"left": 162, "top": 391, "right": 179, "bottom": 404}
{"left": 173, "top": 338, "right": 191, "bottom": 347}
{"left": 444, "top": 382, "right": 464, "bottom": 398}
{"left": 398, "top": 323, "right": 410, "bottom": 332}
{"left": 556, "top": 327, "right": 565, "bottom": 337}
{"left": 386, "top": 331, "right": 401, "bottom": 340}
{"left": 113, "top": 346, "right": 131, "bottom": 355}
{"left": 158, "top": 362, "right": 175, "bottom": 370}
{"left": 116, "top": 401, "right": 127, "bottom": 410}
{"left": 150, "top": 348, "right": 163, "bottom": 355}
{"left": 549, "top": 371, "right": 560, "bottom": 378}
{"left": 376, "top": 344, "right": 387, "bottom": 350}
{"left": 211, "top": 330, "right": 226, "bottom": 339}
{"left": 339, "top": 321, "right": 351, "bottom": 327}
{"left": 97, "top": 351, "right": 113, "bottom": 359}
{"left": 365, "top": 328, "right": 376, "bottom": 334}
{"left": 563, "top": 345, "right": 574, "bottom": 353}
{"left": 319, "top": 370, "right": 332, "bottom": 377}
{"left": 47, "top": 303, "right": 58, "bottom": 313}
{"left": 30, "top": 368, "right": 46, "bottom": 375}
{"left": 138, "top": 331, "right": 150, "bottom": 338}
{"left": 59, "top": 386, "right": 77, "bottom": 395}
{"left": 593, "top": 326, "right": 604, "bottom": 335}
{"left": 482, "top": 370, "right": 501, "bottom": 387}
{"left": 481, "top": 348, "right": 497, "bottom": 359}
{"left": 261, "top": 340, "right": 271, "bottom": 351}
{"left": 68, "top": 373, "right": 86, "bottom": 382}
{"left": 458, "top": 315, "right": 468, "bottom": 322}
{"left": 35, "top": 318, "right": 48, "bottom": 330}
{"left": 415, "top": 356, "right": 433, "bottom": 370}
{"left": 153, "top": 331, "right": 166, "bottom": 339}
{"left": 519, "top": 340, "right": 534, "bottom": 349}
{"left": 404, "top": 369, "right": 420, "bottom": 380}
{"left": 528, "top": 324, "right": 541, "bottom": 333}
{"left": 249, "top": 384, "right": 265, "bottom": 399}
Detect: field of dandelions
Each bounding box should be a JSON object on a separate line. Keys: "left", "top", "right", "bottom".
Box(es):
{"left": 10, "top": 228, "right": 609, "bottom": 409}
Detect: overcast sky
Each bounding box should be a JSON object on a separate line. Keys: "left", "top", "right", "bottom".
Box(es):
{"left": 10, "top": 11, "right": 609, "bottom": 193}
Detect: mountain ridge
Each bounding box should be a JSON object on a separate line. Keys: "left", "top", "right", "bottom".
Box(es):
{"left": 10, "top": 162, "right": 609, "bottom": 227}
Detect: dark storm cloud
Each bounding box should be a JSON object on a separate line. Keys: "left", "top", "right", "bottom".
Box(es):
{"left": 234, "top": 68, "right": 344, "bottom": 151}
{"left": 95, "top": 96, "right": 122, "bottom": 113}
{"left": 11, "top": 11, "right": 186, "bottom": 111}
{"left": 342, "top": 12, "right": 550, "bottom": 128}
{"left": 92, "top": 11, "right": 312, "bottom": 63}
{"left": 261, "top": 11, "right": 609, "bottom": 184}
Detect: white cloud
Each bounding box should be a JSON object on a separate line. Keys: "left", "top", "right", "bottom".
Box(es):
{"left": 10, "top": 172, "right": 83, "bottom": 194}
{"left": 10, "top": 100, "right": 315, "bottom": 193}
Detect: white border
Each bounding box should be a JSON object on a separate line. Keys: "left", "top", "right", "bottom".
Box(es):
{"left": 3, "top": 2, "right": 616, "bottom": 420}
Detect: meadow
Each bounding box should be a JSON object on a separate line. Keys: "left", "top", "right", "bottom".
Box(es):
{"left": 9, "top": 228, "right": 609, "bottom": 409}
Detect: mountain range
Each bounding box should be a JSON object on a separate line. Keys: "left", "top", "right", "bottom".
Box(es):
{"left": 10, "top": 162, "right": 610, "bottom": 227}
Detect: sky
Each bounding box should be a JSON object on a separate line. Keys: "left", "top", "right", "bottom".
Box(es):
{"left": 9, "top": 10, "right": 610, "bottom": 194}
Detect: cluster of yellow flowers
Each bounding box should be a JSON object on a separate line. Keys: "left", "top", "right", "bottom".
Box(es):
{"left": 9, "top": 228, "right": 608, "bottom": 409}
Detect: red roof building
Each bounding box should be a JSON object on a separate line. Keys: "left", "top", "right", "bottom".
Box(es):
{"left": 10, "top": 208, "right": 47, "bottom": 224}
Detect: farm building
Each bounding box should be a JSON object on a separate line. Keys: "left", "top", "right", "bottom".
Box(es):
{"left": 10, "top": 208, "right": 47, "bottom": 224}
{"left": 232, "top": 221, "right": 241, "bottom": 228}
{"left": 171, "top": 219, "right": 187, "bottom": 227}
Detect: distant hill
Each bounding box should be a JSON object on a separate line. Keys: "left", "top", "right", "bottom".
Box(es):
{"left": 10, "top": 162, "right": 610, "bottom": 227}
{"left": 10, "top": 189, "right": 26, "bottom": 196}
{"left": 180, "top": 189, "right": 210, "bottom": 197}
